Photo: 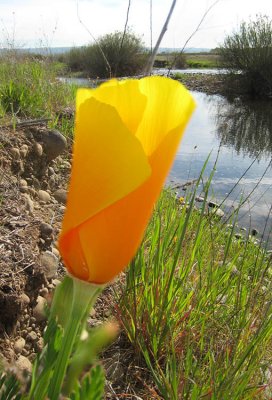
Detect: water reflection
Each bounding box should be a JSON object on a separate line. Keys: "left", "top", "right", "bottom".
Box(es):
{"left": 170, "top": 91, "right": 272, "bottom": 247}
{"left": 216, "top": 99, "right": 272, "bottom": 159}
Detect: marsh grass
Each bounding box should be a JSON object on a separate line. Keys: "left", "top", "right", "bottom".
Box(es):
{"left": 0, "top": 57, "right": 76, "bottom": 135}
{"left": 116, "top": 174, "right": 272, "bottom": 399}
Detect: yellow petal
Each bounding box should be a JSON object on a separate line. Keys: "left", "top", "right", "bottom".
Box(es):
{"left": 77, "top": 79, "right": 147, "bottom": 134}
{"left": 59, "top": 77, "right": 195, "bottom": 284}
{"left": 61, "top": 95, "right": 151, "bottom": 235}
{"left": 59, "top": 80, "right": 195, "bottom": 283}
{"left": 136, "top": 76, "right": 194, "bottom": 155}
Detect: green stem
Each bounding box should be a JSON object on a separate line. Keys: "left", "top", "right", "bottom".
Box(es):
{"left": 47, "top": 277, "right": 103, "bottom": 400}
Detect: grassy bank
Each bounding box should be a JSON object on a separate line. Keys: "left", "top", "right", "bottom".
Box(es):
{"left": 0, "top": 57, "right": 76, "bottom": 136}
{"left": 116, "top": 187, "right": 272, "bottom": 399}
{"left": 154, "top": 52, "right": 222, "bottom": 69}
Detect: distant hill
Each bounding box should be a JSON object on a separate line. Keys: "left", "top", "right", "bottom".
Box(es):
{"left": 0, "top": 46, "right": 212, "bottom": 55}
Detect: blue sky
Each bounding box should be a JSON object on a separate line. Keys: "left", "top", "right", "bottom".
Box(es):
{"left": 0, "top": 0, "right": 271, "bottom": 49}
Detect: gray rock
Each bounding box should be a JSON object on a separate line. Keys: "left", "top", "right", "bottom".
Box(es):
{"left": 208, "top": 201, "right": 219, "bottom": 208}
{"left": 41, "top": 130, "right": 67, "bottom": 161}
{"left": 16, "top": 355, "right": 32, "bottom": 373}
{"left": 195, "top": 196, "right": 205, "bottom": 202}
{"left": 53, "top": 189, "right": 67, "bottom": 204}
{"left": 38, "top": 190, "right": 51, "bottom": 203}
{"left": 251, "top": 228, "right": 259, "bottom": 236}
{"left": 40, "top": 251, "right": 58, "bottom": 278}
{"left": 40, "top": 222, "right": 53, "bottom": 238}
{"left": 14, "top": 337, "right": 26, "bottom": 354}
{"left": 214, "top": 208, "right": 225, "bottom": 218}
{"left": 33, "top": 296, "right": 47, "bottom": 322}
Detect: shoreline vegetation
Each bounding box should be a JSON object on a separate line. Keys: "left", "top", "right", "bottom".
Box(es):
{"left": 0, "top": 45, "right": 272, "bottom": 398}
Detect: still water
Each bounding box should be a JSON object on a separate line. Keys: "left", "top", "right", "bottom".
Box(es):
{"left": 170, "top": 91, "right": 272, "bottom": 246}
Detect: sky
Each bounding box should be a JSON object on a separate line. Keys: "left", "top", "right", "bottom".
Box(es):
{"left": 0, "top": 0, "right": 271, "bottom": 50}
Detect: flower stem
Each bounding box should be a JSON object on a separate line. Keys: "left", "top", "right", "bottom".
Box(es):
{"left": 47, "top": 277, "right": 103, "bottom": 400}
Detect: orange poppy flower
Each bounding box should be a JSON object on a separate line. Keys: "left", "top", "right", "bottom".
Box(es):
{"left": 58, "top": 76, "right": 195, "bottom": 284}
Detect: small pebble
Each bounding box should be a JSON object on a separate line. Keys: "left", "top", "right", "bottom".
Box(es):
{"left": 40, "top": 251, "right": 58, "bottom": 278}
{"left": 51, "top": 247, "right": 60, "bottom": 258}
{"left": 33, "top": 142, "right": 43, "bottom": 157}
{"left": 214, "top": 208, "right": 225, "bottom": 218}
{"left": 16, "top": 355, "right": 32, "bottom": 373}
{"left": 40, "top": 222, "right": 53, "bottom": 238}
{"left": 48, "top": 167, "right": 55, "bottom": 176}
{"left": 53, "top": 189, "right": 67, "bottom": 204}
{"left": 39, "top": 287, "right": 49, "bottom": 297}
{"left": 208, "top": 201, "right": 219, "bottom": 208}
{"left": 35, "top": 337, "right": 44, "bottom": 352}
{"left": 10, "top": 147, "right": 20, "bottom": 159}
{"left": 20, "top": 144, "right": 29, "bottom": 158}
{"left": 22, "top": 194, "right": 34, "bottom": 214}
{"left": 27, "top": 331, "right": 38, "bottom": 342}
{"left": 20, "top": 179, "right": 28, "bottom": 187}
{"left": 38, "top": 190, "right": 51, "bottom": 203}
{"left": 20, "top": 293, "right": 30, "bottom": 306}
{"left": 28, "top": 353, "right": 37, "bottom": 363}
{"left": 33, "top": 296, "right": 47, "bottom": 322}
{"left": 14, "top": 337, "right": 26, "bottom": 354}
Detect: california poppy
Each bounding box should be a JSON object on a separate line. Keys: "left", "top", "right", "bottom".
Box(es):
{"left": 59, "top": 76, "right": 195, "bottom": 284}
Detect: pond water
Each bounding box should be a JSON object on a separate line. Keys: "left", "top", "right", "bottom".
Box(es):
{"left": 60, "top": 76, "right": 272, "bottom": 247}
{"left": 170, "top": 91, "right": 272, "bottom": 247}
{"left": 155, "top": 68, "right": 230, "bottom": 75}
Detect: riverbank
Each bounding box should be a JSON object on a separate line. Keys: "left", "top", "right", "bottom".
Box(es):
{"left": 1, "top": 60, "right": 272, "bottom": 399}
{"left": 64, "top": 69, "right": 251, "bottom": 99}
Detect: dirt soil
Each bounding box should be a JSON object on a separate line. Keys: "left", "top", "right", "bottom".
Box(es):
{"left": 0, "top": 123, "right": 158, "bottom": 399}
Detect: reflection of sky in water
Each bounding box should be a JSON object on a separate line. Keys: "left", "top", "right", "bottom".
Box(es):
{"left": 169, "top": 91, "right": 272, "bottom": 247}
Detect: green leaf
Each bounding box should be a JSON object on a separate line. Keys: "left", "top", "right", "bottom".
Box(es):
{"left": 70, "top": 365, "right": 105, "bottom": 400}
{"left": 0, "top": 372, "right": 22, "bottom": 400}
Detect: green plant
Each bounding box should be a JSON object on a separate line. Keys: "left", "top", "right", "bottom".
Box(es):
{"left": 116, "top": 180, "right": 272, "bottom": 399}
{"left": 172, "top": 52, "right": 187, "bottom": 69}
{"left": 64, "top": 30, "right": 147, "bottom": 78}
{"left": 220, "top": 15, "right": 272, "bottom": 96}
{"left": 0, "top": 277, "right": 114, "bottom": 400}
{"left": 0, "top": 58, "right": 75, "bottom": 121}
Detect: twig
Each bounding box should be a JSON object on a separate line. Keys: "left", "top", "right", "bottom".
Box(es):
{"left": 0, "top": 118, "right": 51, "bottom": 129}
{"left": 16, "top": 262, "right": 35, "bottom": 274}
{"left": 143, "top": 0, "right": 177, "bottom": 76}
{"left": 115, "top": 0, "right": 132, "bottom": 76}
{"left": 167, "top": 0, "right": 221, "bottom": 75}
{"left": 76, "top": 0, "right": 112, "bottom": 77}
{"left": 150, "top": 0, "right": 153, "bottom": 52}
